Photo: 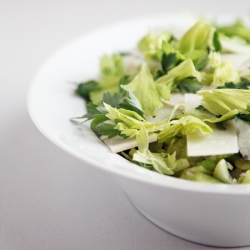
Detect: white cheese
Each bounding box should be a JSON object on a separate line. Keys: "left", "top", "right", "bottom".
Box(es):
{"left": 220, "top": 40, "right": 250, "bottom": 54}
{"left": 146, "top": 104, "right": 173, "bottom": 122}
{"left": 185, "top": 94, "right": 239, "bottom": 157}
{"left": 102, "top": 133, "right": 157, "bottom": 153}
{"left": 161, "top": 93, "right": 185, "bottom": 107}
{"left": 235, "top": 119, "right": 250, "bottom": 160}
{"left": 221, "top": 54, "right": 250, "bottom": 71}
{"left": 184, "top": 93, "right": 202, "bottom": 110}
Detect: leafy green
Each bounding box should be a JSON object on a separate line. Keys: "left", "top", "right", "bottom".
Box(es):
{"left": 138, "top": 31, "right": 173, "bottom": 59}
{"left": 172, "top": 77, "right": 202, "bottom": 93}
{"left": 161, "top": 53, "right": 177, "bottom": 73}
{"left": 76, "top": 102, "right": 106, "bottom": 121}
{"left": 103, "top": 92, "right": 120, "bottom": 108}
{"left": 213, "top": 30, "right": 222, "bottom": 51}
{"left": 158, "top": 115, "right": 213, "bottom": 143}
{"left": 132, "top": 127, "right": 180, "bottom": 175}
{"left": 133, "top": 150, "right": 175, "bottom": 175}
{"left": 179, "top": 170, "right": 222, "bottom": 183}
{"left": 90, "top": 86, "right": 119, "bottom": 105}
{"left": 213, "top": 159, "right": 236, "bottom": 184}
{"left": 104, "top": 103, "right": 147, "bottom": 138}
{"left": 102, "top": 88, "right": 145, "bottom": 118}
{"left": 98, "top": 124, "right": 121, "bottom": 138}
{"left": 236, "top": 113, "right": 250, "bottom": 124}
{"left": 120, "top": 86, "right": 143, "bottom": 112}
{"left": 212, "top": 61, "right": 240, "bottom": 86}
{"left": 217, "top": 19, "right": 250, "bottom": 44}
{"left": 119, "top": 75, "right": 131, "bottom": 93}
{"left": 201, "top": 51, "right": 240, "bottom": 86}
{"left": 75, "top": 80, "right": 100, "bottom": 101}
{"left": 177, "top": 20, "right": 219, "bottom": 65}
{"left": 100, "top": 54, "right": 124, "bottom": 77}
{"left": 195, "top": 55, "right": 209, "bottom": 71}
{"left": 177, "top": 108, "right": 238, "bottom": 124}
{"left": 136, "top": 124, "right": 149, "bottom": 153}
{"left": 86, "top": 54, "right": 125, "bottom": 104}
{"left": 126, "top": 62, "right": 170, "bottom": 116}
{"left": 217, "top": 78, "right": 250, "bottom": 90}
{"left": 196, "top": 159, "right": 217, "bottom": 171}
{"left": 198, "top": 89, "right": 250, "bottom": 115}
{"left": 156, "top": 58, "right": 202, "bottom": 90}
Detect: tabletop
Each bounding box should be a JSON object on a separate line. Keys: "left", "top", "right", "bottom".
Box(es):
{"left": 1, "top": 1, "right": 250, "bottom": 249}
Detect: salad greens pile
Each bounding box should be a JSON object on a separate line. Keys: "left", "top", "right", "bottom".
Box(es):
{"left": 73, "top": 18, "right": 250, "bottom": 184}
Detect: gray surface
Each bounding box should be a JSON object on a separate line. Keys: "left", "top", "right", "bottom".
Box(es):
{"left": 1, "top": 0, "right": 250, "bottom": 249}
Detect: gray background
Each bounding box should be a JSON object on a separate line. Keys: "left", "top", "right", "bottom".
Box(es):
{"left": 1, "top": 0, "right": 250, "bottom": 249}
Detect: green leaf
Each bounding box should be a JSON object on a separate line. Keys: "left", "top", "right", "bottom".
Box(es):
{"left": 119, "top": 75, "right": 131, "bottom": 94}
{"left": 99, "top": 124, "right": 121, "bottom": 138}
{"left": 212, "top": 61, "right": 240, "bottom": 86}
{"left": 103, "top": 103, "right": 168, "bottom": 138}
{"left": 90, "top": 114, "right": 109, "bottom": 129}
{"left": 175, "top": 20, "right": 220, "bottom": 66}
{"left": 76, "top": 102, "right": 105, "bottom": 121}
{"left": 136, "top": 125, "right": 149, "bottom": 153}
{"left": 88, "top": 54, "right": 126, "bottom": 105}
{"left": 238, "top": 79, "right": 250, "bottom": 89}
{"left": 195, "top": 55, "right": 209, "bottom": 71}
{"left": 179, "top": 108, "right": 238, "bottom": 124}
{"left": 217, "top": 79, "right": 250, "bottom": 90}
{"left": 132, "top": 150, "right": 175, "bottom": 175}
{"left": 213, "top": 30, "right": 222, "bottom": 51}
{"left": 86, "top": 102, "right": 100, "bottom": 114}
{"left": 156, "top": 58, "right": 202, "bottom": 90}
{"left": 103, "top": 92, "right": 120, "bottom": 108}
{"left": 100, "top": 54, "right": 124, "bottom": 77}
{"left": 126, "top": 62, "right": 167, "bottom": 116}
{"left": 198, "top": 89, "right": 250, "bottom": 115}
{"left": 196, "top": 159, "right": 217, "bottom": 171}
{"left": 160, "top": 40, "right": 185, "bottom": 62}
{"left": 118, "top": 51, "right": 131, "bottom": 56}
{"left": 119, "top": 103, "right": 145, "bottom": 119}
{"left": 136, "top": 162, "right": 154, "bottom": 170}
{"left": 138, "top": 31, "right": 173, "bottom": 59}
{"left": 195, "top": 105, "right": 207, "bottom": 111}
{"left": 158, "top": 115, "right": 213, "bottom": 143}
{"left": 90, "top": 85, "right": 120, "bottom": 105}
{"left": 153, "top": 70, "right": 165, "bottom": 80}
{"left": 120, "top": 85, "right": 143, "bottom": 112}
{"left": 75, "top": 80, "right": 100, "bottom": 101}
{"left": 177, "top": 20, "right": 217, "bottom": 53}
{"left": 236, "top": 113, "right": 250, "bottom": 124}
{"left": 161, "top": 53, "right": 176, "bottom": 73}
{"left": 215, "top": 122, "right": 227, "bottom": 130}
{"left": 217, "top": 19, "right": 250, "bottom": 44}
{"left": 172, "top": 77, "right": 202, "bottom": 93}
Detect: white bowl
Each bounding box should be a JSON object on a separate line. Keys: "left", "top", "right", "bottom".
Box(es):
{"left": 28, "top": 13, "right": 250, "bottom": 247}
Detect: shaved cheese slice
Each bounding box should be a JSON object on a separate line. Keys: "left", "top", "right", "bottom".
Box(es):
{"left": 238, "top": 59, "right": 250, "bottom": 78}
{"left": 220, "top": 40, "right": 250, "bottom": 54}
{"left": 185, "top": 94, "right": 239, "bottom": 157}
{"left": 187, "top": 121, "right": 238, "bottom": 157}
{"left": 221, "top": 54, "right": 250, "bottom": 71}
{"left": 102, "top": 133, "right": 157, "bottom": 153}
{"left": 235, "top": 119, "right": 250, "bottom": 160}
{"left": 161, "top": 93, "right": 185, "bottom": 108}
{"left": 146, "top": 105, "right": 173, "bottom": 122}
{"left": 184, "top": 93, "right": 202, "bottom": 111}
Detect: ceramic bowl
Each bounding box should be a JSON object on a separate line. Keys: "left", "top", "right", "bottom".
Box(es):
{"left": 28, "top": 13, "right": 250, "bottom": 247}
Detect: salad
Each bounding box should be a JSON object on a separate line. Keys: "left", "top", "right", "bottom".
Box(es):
{"left": 73, "top": 18, "right": 250, "bottom": 184}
